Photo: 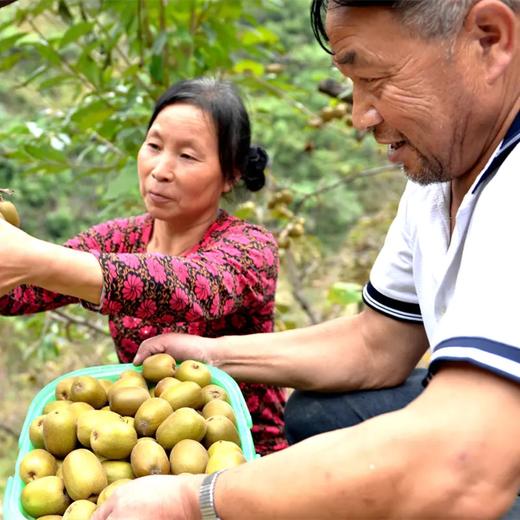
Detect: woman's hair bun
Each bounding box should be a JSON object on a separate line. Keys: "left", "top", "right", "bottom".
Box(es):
{"left": 243, "top": 145, "right": 268, "bottom": 192}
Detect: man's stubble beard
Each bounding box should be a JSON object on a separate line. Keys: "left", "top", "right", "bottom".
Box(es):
{"left": 401, "top": 149, "right": 451, "bottom": 186}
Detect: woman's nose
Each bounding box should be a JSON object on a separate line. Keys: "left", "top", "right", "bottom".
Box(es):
{"left": 151, "top": 157, "right": 175, "bottom": 182}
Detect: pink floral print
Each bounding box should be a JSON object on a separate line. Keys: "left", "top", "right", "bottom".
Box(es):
{"left": 0, "top": 210, "right": 286, "bottom": 455}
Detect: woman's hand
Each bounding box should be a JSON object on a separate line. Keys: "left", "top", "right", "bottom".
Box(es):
{"left": 0, "top": 219, "right": 39, "bottom": 296}
{"left": 91, "top": 474, "right": 204, "bottom": 520}
{"left": 134, "top": 333, "right": 216, "bottom": 366}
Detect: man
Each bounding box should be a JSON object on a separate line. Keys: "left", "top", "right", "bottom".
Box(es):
{"left": 92, "top": 1, "right": 520, "bottom": 518}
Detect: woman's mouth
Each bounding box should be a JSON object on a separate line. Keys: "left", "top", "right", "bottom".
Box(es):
{"left": 148, "top": 191, "right": 172, "bottom": 203}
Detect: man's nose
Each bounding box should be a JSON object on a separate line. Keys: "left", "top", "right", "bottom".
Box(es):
{"left": 351, "top": 85, "right": 383, "bottom": 132}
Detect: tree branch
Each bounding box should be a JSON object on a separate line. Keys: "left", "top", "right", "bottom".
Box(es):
{"left": 50, "top": 309, "right": 110, "bottom": 336}
{"left": 0, "top": 423, "right": 18, "bottom": 439}
{"left": 293, "top": 164, "right": 399, "bottom": 212}
{"left": 284, "top": 249, "right": 320, "bottom": 325}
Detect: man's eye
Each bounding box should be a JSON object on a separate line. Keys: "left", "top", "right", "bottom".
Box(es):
{"left": 147, "top": 142, "right": 160, "bottom": 151}
{"left": 180, "top": 153, "right": 196, "bottom": 160}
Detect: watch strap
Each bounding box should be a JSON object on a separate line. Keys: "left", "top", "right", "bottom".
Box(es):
{"left": 199, "top": 470, "right": 225, "bottom": 520}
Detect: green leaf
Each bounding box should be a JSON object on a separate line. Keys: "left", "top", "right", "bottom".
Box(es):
{"left": 23, "top": 143, "right": 67, "bottom": 164}
{"left": 38, "top": 74, "right": 73, "bottom": 90}
{"left": 71, "top": 100, "right": 115, "bottom": 130}
{"left": 0, "top": 33, "right": 26, "bottom": 54}
{"left": 234, "top": 201, "right": 257, "bottom": 220}
{"left": 233, "top": 59, "right": 264, "bottom": 76}
{"left": 149, "top": 54, "right": 164, "bottom": 84}
{"left": 327, "top": 282, "right": 362, "bottom": 306}
{"left": 151, "top": 31, "right": 168, "bottom": 56}
{"left": 59, "top": 21, "right": 94, "bottom": 48}
{"left": 0, "top": 53, "right": 23, "bottom": 72}
{"left": 30, "top": 42, "right": 62, "bottom": 66}
{"left": 77, "top": 53, "right": 100, "bottom": 86}
{"left": 103, "top": 159, "right": 139, "bottom": 200}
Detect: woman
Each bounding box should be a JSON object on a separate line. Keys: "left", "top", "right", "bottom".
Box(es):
{"left": 0, "top": 77, "right": 286, "bottom": 455}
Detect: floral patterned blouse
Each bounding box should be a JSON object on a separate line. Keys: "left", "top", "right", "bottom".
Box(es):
{"left": 0, "top": 210, "right": 287, "bottom": 454}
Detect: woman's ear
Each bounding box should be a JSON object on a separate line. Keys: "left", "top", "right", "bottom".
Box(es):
{"left": 464, "top": 0, "right": 517, "bottom": 84}
{"left": 223, "top": 169, "right": 240, "bottom": 193}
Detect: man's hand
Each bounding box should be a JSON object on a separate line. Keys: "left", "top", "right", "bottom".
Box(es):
{"left": 91, "top": 474, "right": 204, "bottom": 520}
{"left": 134, "top": 333, "right": 216, "bottom": 366}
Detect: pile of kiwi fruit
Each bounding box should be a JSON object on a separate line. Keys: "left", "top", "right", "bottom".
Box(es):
{"left": 19, "top": 354, "right": 246, "bottom": 519}
{"left": 0, "top": 188, "right": 20, "bottom": 227}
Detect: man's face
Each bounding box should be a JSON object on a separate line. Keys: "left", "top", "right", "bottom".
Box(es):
{"left": 326, "top": 6, "right": 481, "bottom": 185}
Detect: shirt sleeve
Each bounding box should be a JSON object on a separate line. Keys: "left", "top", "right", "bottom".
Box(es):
{"left": 88, "top": 220, "right": 279, "bottom": 322}
{"left": 362, "top": 181, "right": 422, "bottom": 323}
{"left": 429, "top": 146, "right": 520, "bottom": 383}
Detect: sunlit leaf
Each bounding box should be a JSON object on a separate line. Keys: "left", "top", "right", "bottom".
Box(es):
{"left": 327, "top": 282, "right": 363, "bottom": 306}
{"left": 71, "top": 100, "right": 115, "bottom": 130}
{"left": 59, "top": 21, "right": 94, "bottom": 48}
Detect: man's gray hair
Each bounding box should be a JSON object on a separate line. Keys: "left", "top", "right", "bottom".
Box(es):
{"left": 396, "top": 0, "right": 520, "bottom": 38}
{"left": 311, "top": 0, "right": 520, "bottom": 51}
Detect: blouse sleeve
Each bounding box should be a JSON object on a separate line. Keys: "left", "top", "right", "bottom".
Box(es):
{"left": 87, "top": 220, "right": 279, "bottom": 321}
{"left": 0, "top": 219, "right": 127, "bottom": 316}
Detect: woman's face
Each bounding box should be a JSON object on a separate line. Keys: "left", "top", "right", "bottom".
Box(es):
{"left": 137, "top": 103, "right": 232, "bottom": 226}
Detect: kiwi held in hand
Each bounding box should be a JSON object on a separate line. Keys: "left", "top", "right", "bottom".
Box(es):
{"left": 0, "top": 199, "right": 20, "bottom": 227}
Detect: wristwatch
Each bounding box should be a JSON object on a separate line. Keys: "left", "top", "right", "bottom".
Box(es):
{"left": 199, "top": 470, "right": 225, "bottom": 519}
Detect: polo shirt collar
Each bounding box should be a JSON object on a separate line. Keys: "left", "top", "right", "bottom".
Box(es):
{"left": 472, "top": 111, "right": 520, "bottom": 194}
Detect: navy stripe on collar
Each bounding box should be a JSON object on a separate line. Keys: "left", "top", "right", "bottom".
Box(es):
{"left": 472, "top": 111, "right": 520, "bottom": 194}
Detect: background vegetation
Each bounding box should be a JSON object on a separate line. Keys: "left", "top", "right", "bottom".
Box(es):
{"left": 0, "top": 0, "right": 407, "bottom": 512}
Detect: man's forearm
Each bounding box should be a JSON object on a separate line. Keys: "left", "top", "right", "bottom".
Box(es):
{"left": 213, "top": 365, "right": 520, "bottom": 519}
{"left": 213, "top": 315, "right": 371, "bottom": 391}
{"left": 213, "top": 310, "right": 427, "bottom": 391}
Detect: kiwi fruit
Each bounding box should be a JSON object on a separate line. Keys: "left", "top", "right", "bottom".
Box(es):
{"left": 19, "top": 449, "right": 57, "bottom": 484}
{"left": 21, "top": 476, "right": 70, "bottom": 517}
{"left": 170, "top": 439, "right": 208, "bottom": 475}
{"left": 175, "top": 360, "right": 212, "bottom": 387}
{"left": 130, "top": 438, "right": 170, "bottom": 477}
{"left": 142, "top": 353, "right": 176, "bottom": 383}
{"left": 156, "top": 406, "right": 207, "bottom": 450}
{"left": 62, "top": 449, "right": 107, "bottom": 501}
{"left": 134, "top": 397, "right": 173, "bottom": 437}
{"left": 0, "top": 199, "right": 20, "bottom": 227}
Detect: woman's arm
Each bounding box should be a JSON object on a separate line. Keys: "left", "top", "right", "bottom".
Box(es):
{"left": 0, "top": 217, "right": 277, "bottom": 320}
{"left": 0, "top": 219, "right": 103, "bottom": 309}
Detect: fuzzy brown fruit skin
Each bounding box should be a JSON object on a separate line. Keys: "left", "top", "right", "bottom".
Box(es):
{"left": 0, "top": 200, "right": 20, "bottom": 227}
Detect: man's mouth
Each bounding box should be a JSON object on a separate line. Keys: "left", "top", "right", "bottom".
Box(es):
{"left": 389, "top": 140, "right": 407, "bottom": 151}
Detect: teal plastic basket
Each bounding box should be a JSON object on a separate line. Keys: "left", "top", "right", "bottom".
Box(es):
{"left": 4, "top": 363, "right": 255, "bottom": 520}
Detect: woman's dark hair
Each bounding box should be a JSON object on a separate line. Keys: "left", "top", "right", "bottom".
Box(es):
{"left": 147, "top": 77, "right": 268, "bottom": 192}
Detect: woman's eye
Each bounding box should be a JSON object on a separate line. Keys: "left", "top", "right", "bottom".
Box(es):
{"left": 147, "top": 142, "right": 160, "bottom": 151}
{"left": 180, "top": 153, "right": 197, "bottom": 160}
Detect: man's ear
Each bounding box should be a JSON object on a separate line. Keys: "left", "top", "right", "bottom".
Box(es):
{"left": 464, "top": 0, "right": 517, "bottom": 84}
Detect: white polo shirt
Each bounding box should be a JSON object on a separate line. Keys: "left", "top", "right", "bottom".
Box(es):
{"left": 363, "top": 112, "right": 520, "bottom": 383}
